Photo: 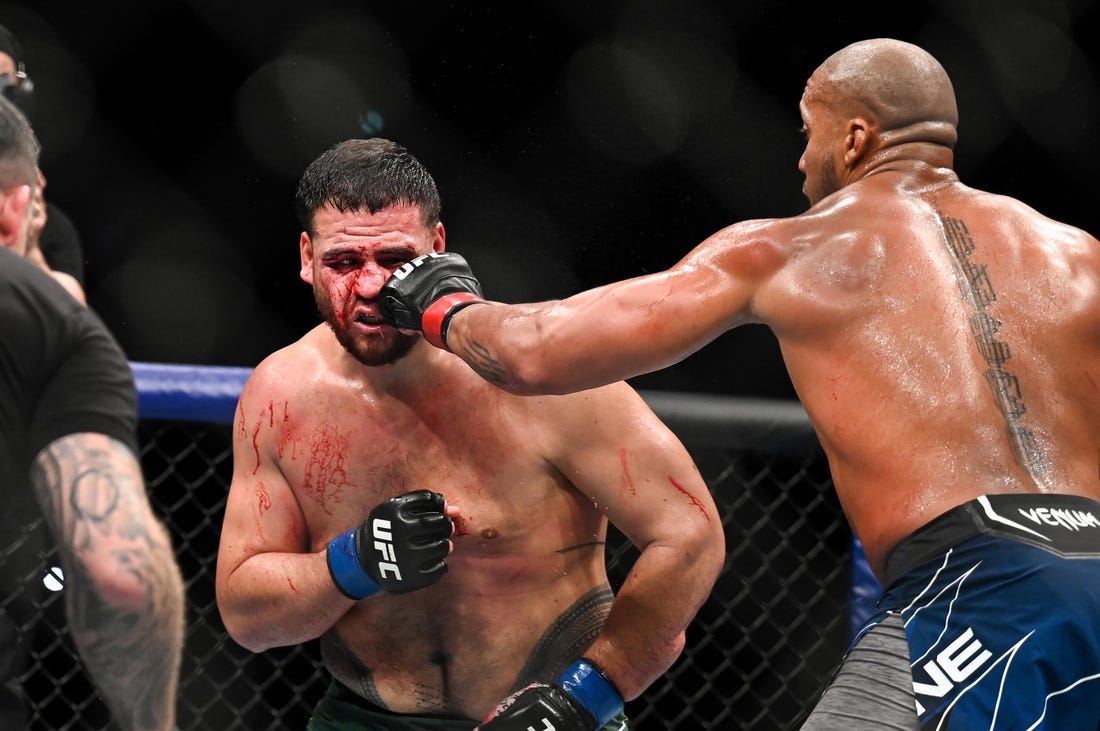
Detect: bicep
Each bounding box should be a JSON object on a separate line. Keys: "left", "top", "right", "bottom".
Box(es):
{"left": 218, "top": 396, "right": 308, "bottom": 579}
{"left": 454, "top": 228, "right": 765, "bottom": 394}
{"left": 575, "top": 228, "right": 776, "bottom": 384}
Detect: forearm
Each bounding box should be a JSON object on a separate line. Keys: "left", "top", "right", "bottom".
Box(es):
{"left": 585, "top": 543, "right": 721, "bottom": 700}
{"left": 218, "top": 550, "right": 355, "bottom": 651}
{"left": 32, "top": 434, "right": 185, "bottom": 731}
{"left": 447, "top": 294, "right": 664, "bottom": 396}
{"left": 380, "top": 250, "right": 736, "bottom": 394}
{"left": 66, "top": 520, "right": 185, "bottom": 731}
{"left": 446, "top": 273, "right": 717, "bottom": 396}
{"left": 445, "top": 301, "right": 554, "bottom": 393}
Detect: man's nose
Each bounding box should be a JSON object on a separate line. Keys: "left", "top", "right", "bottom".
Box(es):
{"left": 352, "top": 266, "right": 389, "bottom": 299}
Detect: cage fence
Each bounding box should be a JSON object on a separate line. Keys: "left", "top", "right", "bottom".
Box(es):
{"left": 1, "top": 364, "right": 877, "bottom": 730}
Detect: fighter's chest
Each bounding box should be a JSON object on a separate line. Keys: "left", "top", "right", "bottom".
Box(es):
{"left": 268, "top": 393, "right": 540, "bottom": 524}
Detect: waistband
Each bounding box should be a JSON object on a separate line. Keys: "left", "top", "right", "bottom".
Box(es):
{"left": 883, "top": 493, "right": 1100, "bottom": 586}
{"left": 316, "top": 679, "right": 479, "bottom": 728}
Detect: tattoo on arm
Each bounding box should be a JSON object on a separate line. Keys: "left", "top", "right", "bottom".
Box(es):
{"left": 460, "top": 340, "right": 509, "bottom": 388}
{"left": 510, "top": 585, "right": 614, "bottom": 691}
{"left": 32, "top": 433, "right": 185, "bottom": 731}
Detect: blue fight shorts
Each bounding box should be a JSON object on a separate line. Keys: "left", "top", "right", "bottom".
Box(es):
{"left": 862, "top": 493, "right": 1100, "bottom": 729}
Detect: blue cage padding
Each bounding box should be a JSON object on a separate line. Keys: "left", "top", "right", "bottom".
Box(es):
{"left": 129, "top": 361, "right": 881, "bottom": 631}
{"left": 131, "top": 361, "right": 252, "bottom": 424}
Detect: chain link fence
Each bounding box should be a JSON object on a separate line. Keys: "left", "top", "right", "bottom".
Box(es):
{"left": 3, "top": 373, "right": 861, "bottom": 730}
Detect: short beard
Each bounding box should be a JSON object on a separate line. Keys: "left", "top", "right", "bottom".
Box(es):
{"left": 314, "top": 288, "right": 418, "bottom": 367}
{"left": 807, "top": 151, "right": 842, "bottom": 206}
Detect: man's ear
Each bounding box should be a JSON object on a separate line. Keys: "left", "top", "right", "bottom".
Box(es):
{"left": 433, "top": 221, "right": 446, "bottom": 253}
{"left": 0, "top": 184, "right": 32, "bottom": 255}
{"left": 844, "top": 117, "right": 873, "bottom": 166}
{"left": 299, "top": 231, "right": 314, "bottom": 284}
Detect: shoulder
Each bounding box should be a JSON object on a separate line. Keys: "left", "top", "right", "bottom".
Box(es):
{"left": 683, "top": 204, "right": 861, "bottom": 278}
{"left": 241, "top": 327, "right": 331, "bottom": 403}
{"left": 0, "top": 250, "right": 118, "bottom": 367}
{"left": 0, "top": 247, "right": 81, "bottom": 314}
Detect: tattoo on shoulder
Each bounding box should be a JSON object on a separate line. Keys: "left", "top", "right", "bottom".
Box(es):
{"left": 937, "top": 212, "right": 1046, "bottom": 476}
{"left": 510, "top": 585, "right": 614, "bottom": 691}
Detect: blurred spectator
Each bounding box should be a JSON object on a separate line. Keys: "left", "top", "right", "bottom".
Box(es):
{"left": 0, "top": 93, "right": 185, "bottom": 730}
{"left": 0, "top": 21, "right": 86, "bottom": 303}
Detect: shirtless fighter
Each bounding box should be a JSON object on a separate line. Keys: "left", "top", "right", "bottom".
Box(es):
{"left": 378, "top": 39, "right": 1100, "bottom": 729}
{"left": 214, "top": 138, "right": 725, "bottom": 731}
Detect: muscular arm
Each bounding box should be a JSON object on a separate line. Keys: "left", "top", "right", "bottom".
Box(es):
{"left": 446, "top": 224, "right": 774, "bottom": 395}
{"left": 31, "top": 433, "right": 185, "bottom": 731}
{"left": 546, "top": 385, "right": 726, "bottom": 700}
{"left": 214, "top": 375, "right": 356, "bottom": 652}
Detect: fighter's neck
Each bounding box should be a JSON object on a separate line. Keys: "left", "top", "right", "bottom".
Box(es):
{"left": 851, "top": 143, "right": 957, "bottom": 186}
{"left": 350, "top": 338, "right": 451, "bottom": 395}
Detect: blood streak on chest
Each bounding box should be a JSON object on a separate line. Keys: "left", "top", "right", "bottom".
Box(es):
{"left": 256, "top": 483, "right": 272, "bottom": 513}
{"left": 299, "top": 423, "right": 353, "bottom": 515}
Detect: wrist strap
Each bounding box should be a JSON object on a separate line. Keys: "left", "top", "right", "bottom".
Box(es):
{"left": 557, "top": 658, "right": 624, "bottom": 728}
{"left": 422, "top": 293, "right": 486, "bottom": 349}
{"left": 326, "top": 529, "right": 381, "bottom": 600}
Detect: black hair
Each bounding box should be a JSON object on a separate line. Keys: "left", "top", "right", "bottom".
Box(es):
{"left": 294, "top": 138, "right": 442, "bottom": 234}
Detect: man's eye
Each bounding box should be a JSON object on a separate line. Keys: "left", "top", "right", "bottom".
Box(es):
{"left": 379, "top": 257, "right": 413, "bottom": 270}
{"left": 327, "top": 257, "right": 360, "bottom": 270}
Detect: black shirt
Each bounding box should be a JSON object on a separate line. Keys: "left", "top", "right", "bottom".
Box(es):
{"left": 0, "top": 247, "right": 137, "bottom": 725}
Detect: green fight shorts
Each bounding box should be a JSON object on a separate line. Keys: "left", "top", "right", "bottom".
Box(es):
{"left": 307, "top": 679, "right": 630, "bottom": 730}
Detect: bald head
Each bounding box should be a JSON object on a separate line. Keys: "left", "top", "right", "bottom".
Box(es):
{"left": 809, "top": 38, "right": 958, "bottom": 147}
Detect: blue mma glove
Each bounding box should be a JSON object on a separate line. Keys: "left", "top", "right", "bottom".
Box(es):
{"left": 479, "top": 658, "right": 624, "bottom": 731}
{"left": 326, "top": 489, "right": 452, "bottom": 599}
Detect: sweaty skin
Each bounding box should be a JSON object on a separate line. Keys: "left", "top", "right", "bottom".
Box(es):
{"left": 214, "top": 204, "right": 724, "bottom": 721}
{"left": 442, "top": 39, "right": 1100, "bottom": 580}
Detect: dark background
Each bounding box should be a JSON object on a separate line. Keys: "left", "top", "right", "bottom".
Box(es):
{"left": 4, "top": 0, "right": 1099, "bottom": 399}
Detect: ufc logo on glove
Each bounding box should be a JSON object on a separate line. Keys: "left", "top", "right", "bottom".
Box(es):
{"left": 325, "top": 490, "right": 452, "bottom": 600}
{"left": 392, "top": 252, "right": 447, "bottom": 280}
{"left": 371, "top": 519, "right": 402, "bottom": 581}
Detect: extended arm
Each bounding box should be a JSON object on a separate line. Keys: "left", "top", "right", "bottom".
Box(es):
{"left": 32, "top": 433, "right": 185, "bottom": 731}
{"left": 379, "top": 226, "right": 774, "bottom": 395}
{"left": 447, "top": 265, "right": 737, "bottom": 394}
